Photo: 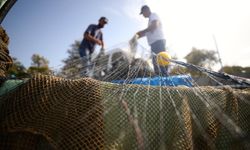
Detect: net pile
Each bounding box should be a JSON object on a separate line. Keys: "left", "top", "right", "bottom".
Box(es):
{"left": 0, "top": 75, "right": 104, "bottom": 149}
{"left": 0, "top": 26, "right": 12, "bottom": 81}
{"left": 0, "top": 74, "right": 250, "bottom": 149}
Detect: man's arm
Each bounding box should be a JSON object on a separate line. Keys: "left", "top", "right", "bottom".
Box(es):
{"left": 100, "top": 33, "right": 104, "bottom": 49}
{"left": 137, "top": 20, "right": 159, "bottom": 38}
{"left": 101, "top": 40, "right": 104, "bottom": 49}
{"left": 83, "top": 25, "right": 102, "bottom": 45}
{"left": 84, "top": 32, "right": 102, "bottom": 45}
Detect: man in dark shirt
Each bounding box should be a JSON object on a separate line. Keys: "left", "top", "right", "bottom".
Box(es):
{"left": 79, "top": 17, "right": 108, "bottom": 76}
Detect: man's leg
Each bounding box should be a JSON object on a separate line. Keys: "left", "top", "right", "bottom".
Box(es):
{"left": 152, "top": 55, "right": 161, "bottom": 75}
{"left": 86, "top": 50, "right": 94, "bottom": 77}
{"left": 79, "top": 41, "right": 87, "bottom": 58}
{"left": 159, "top": 65, "right": 169, "bottom": 76}
{"left": 151, "top": 40, "right": 169, "bottom": 76}
{"left": 79, "top": 44, "right": 91, "bottom": 76}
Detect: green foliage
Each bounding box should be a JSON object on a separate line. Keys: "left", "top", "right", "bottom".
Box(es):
{"left": 221, "top": 66, "right": 250, "bottom": 78}
{"left": 179, "top": 47, "right": 219, "bottom": 77}
{"left": 6, "top": 54, "right": 52, "bottom": 78}
{"left": 185, "top": 47, "right": 219, "bottom": 69}
{"left": 6, "top": 57, "right": 29, "bottom": 78}
{"left": 31, "top": 54, "right": 49, "bottom": 67}
{"left": 169, "top": 66, "right": 189, "bottom": 75}
{"left": 60, "top": 40, "right": 81, "bottom": 78}
{"left": 28, "top": 54, "right": 51, "bottom": 75}
{"left": 27, "top": 66, "right": 51, "bottom": 75}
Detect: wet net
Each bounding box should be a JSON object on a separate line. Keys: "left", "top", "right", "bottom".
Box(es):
{"left": 0, "top": 27, "right": 250, "bottom": 150}
{"left": 1, "top": 75, "right": 250, "bottom": 149}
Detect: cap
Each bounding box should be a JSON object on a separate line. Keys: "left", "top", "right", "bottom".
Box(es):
{"left": 99, "top": 16, "right": 108, "bottom": 24}
{"left": 140, "top": 5, "right": 150, "bottom": 14}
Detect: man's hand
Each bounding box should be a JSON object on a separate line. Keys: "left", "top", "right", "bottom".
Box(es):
{"left": 137, "top": 20, "right": 159, "bottom": 38}
{"left": 85, "top": 33, "right": 102, "bottom": 45}
{"left": 99, "top": 48, "right": 105, "bottom": 56}
{"left": 129, "top": 34, "right": 139, "bottom": 45}
{"left": 137, "top": 29, "right": 149, "bottom": 38}
{"left": 136, "top": 31, "right": 145, "bottom": 38}
{"left": 95, "top": 39, "right": 102, "bottom": 45}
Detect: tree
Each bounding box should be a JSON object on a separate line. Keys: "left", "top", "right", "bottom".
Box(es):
{"left": 185, "top": 47, "right": 219, "bottom": 69}
{"left": 6, "top": 57, "right": 29, "bottom": 78}
{"left": 220, "top": 66, "right": 250, "bottom": 78}
{"left": 27, "top": 54, "right": 51, "bottom": 75}
{"left": 60, "top": 40, "right": 82, "bottom": 78}
{"left": 31, "top": 54, "right": 49, "bottom": 67}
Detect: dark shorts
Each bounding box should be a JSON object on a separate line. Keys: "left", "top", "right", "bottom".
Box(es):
{"left": 150, "top": 39, "right": 166, "bottom": 54}
{"left": 79, "top": 40, "right": 94, "bottom": 57}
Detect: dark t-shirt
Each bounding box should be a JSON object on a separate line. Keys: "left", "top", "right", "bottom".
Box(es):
{"left": 81, "top": 24, "right": 103, "bottom": 53}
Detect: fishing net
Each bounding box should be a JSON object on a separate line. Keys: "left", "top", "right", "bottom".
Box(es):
{"left": 0, "top": 26, "right": 12, "bottom": 81}
{"left": 1, "top": 25, "right": 250, "bottom": 150}
{"left": 1, "top": 75, "right": 250, "bottom": 149}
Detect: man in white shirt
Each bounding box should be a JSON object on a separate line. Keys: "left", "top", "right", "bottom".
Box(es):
{"left": 137, "top": 5, "right": 169, "bottom": 76}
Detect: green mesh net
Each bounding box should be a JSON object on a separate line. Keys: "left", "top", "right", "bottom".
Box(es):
{"left": 0, "top": 75, "right": 250, "bottom": 149}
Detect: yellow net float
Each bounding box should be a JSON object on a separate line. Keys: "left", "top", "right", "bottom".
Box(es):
{"left": 156, "top": 51, "right": 171, "bottom": 66}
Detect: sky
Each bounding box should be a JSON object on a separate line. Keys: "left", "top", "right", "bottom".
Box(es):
{"left": 2, "top": 0, "right": 250, "bottom": 71}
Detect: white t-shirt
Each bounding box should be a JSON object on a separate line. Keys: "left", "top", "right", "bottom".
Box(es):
{"left": 146, "top": 13, "right": 165, "bottom": 45}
